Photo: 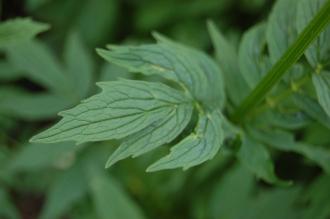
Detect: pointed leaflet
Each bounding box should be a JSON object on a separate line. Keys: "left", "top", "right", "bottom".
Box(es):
{"left": 0, "top": 18, "right": 49, "bottom": 47}
{"left": 31, "top": 80, "right": 192, "bottom": 144}
{"left": 313, "top": 71, "right": 330, "bottom": 117}
{"left": 207, "top": 20, "right": 249, "bottom": 105}
{"left": 147, "top": 110, "right": 224, "bottom": 171}
{"left": 106, "top": 102, "right": 192, "bottom": 167}
{"left": 97, "top": 33, "right": 225, "bottom": 109}
{"left": 237, "top": 135, "right": 288, "bottom": 185}
{"left": 296, "top": 0, "right": 330, "bottom": 67}
{"left": 239, "top": 23, "right": 270, "bottom": 88}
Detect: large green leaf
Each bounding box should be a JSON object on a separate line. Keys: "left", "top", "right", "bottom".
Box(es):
{"left": 31, "top": 80, "right": 192, "bottom": 144}
{"left": 97, "top": 33, "right": 225, "bottom": 109}
{"left": 147, "top": 110, "right": 224, "bottom": 171}
{"left": 296, "top": 0, "right": 330, "bottom": 67}
{"left": 0, "top": 18, "right": 49, "bottom": 47}
{"left": 207, "top": 20, "right": 249, "bottom": 105}
{"left": 313, "top": 71, "right": 330, "bottom": 117}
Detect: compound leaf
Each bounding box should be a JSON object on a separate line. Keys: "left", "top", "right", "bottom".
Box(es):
{"left": 147, "top": 110, "right": 224, "bottom": 171}
{"left": 313, "top": 71, "right": 330, "bottom": 117}
{"left": 31, "top": 80, "right": 192, "bottom": 144}
{"left": 0, "top": 18, "right": 49, "bottom": 47}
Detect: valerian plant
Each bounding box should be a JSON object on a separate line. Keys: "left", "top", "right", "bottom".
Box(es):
{"left": 30, "top": 0, "right": 330, "bottom": 183}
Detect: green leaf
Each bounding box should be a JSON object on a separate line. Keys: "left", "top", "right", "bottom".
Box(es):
{"left": 0, "top": 18, "right": 49, "bottom": 47}
{"left": 303, "top": 175, "right": 330, "bottom": 219}
{"left": 40, "top": 165, "right": 88, "bottom": 219}
{"left": 6, "top": 40, "right": 72, "bottom": 97}
{"left": 293, "top": 94, "right": 330, "bottom": 129}
{"left": 297, "top": 0, "right": 330, "bottom": 67}
{"left": 0, "top": 188, "right": 19, "bottom": 219}
{"left": 207, "top": 20, "right": 249, "bottom": 105}
{"left": 260, "top": 110, "right": 310, "bottom": 130}
{"left": 237, "top": 135, "right": 288, "bottom": 185}
{"left": 0, "top": 87, "right": 72, "bottom": 120}
{"left": 89, "top": 173, "right": 145, "bottom": 219}
{"left": 31, "top": 80, "right": 192, "bottom": 144}
{"left": 210, "top": 165, "right": 254, "bottom": 219}
{"left": 238, "top": 22, "right": 269, "bottom": 88}
{"left": 249, "top": 128, "right": 330, "bottom": 173}
{"left": 97, "top": 33, "right": 225, "bottom": 109}
{"left": 0, "top": 61, "right": 22, "bottom": 81}
{"left": 266, "top": 0, "right": 299, "bottom": 63}
{"left": 74, "top": 0, "right": 118, "bottom": 46}
{"left": 64, "top": 32, "right": 93, "bottom": 99}
{"left": 147, "top": 110, "right": 224, "bottom": 171}
{"left": 8, "top": 142, "right": 75, "bottom": 172}
{"left": 313, "top": 71, "right": 330, "bottom": 117}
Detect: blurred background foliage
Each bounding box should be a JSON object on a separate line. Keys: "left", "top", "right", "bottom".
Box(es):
{"left": 1, "top": 0, "right": 330, "bottom": 219}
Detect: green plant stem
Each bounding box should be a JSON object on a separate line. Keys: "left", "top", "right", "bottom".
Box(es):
{"left": 231, "top": 0, "right": 330, "bottom": 123}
